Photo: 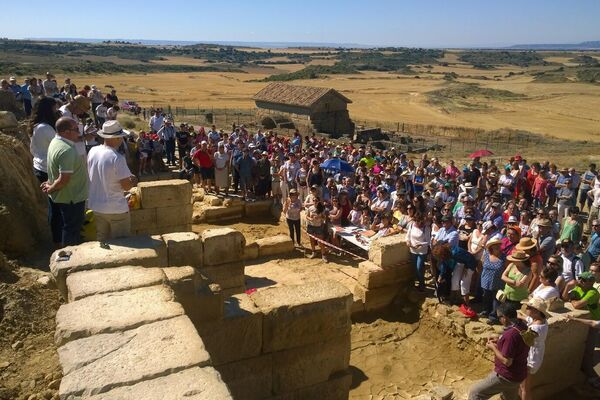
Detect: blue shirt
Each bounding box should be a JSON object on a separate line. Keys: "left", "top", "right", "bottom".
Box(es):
{"left": 587, "top": 232, "right": 600, "bottom": 260}
{"left": 439, "top": 246, "right": 477, "bottom": 276}
{"left": 436, "top": 226, "right": 459, "bottom": 248}
{"left": 21, "top": 84, "right": 31, "bottom": 100}
{"left": 481, "top": 250, "right": 506, "bottom": 290}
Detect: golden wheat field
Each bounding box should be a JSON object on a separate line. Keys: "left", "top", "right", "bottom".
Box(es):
{"left": 71, "top": 54, "right": 600, "bottom": 141}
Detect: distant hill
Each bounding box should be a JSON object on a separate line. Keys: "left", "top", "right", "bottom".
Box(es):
{"left": 507, "top": 41, "right": 600, "bottom": 50}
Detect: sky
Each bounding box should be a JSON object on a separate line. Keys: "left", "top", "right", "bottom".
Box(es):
{"left": 2, "top": 0, "right": 600, "bottom": 47}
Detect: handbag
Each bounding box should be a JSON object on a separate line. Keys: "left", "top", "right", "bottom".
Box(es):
{"left": 495, "top": 289, "right": 507, "bottom": 303}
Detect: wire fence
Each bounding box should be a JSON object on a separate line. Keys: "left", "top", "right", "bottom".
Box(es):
{"left": 134, "top": 104, "right": 572, "bottom": 160}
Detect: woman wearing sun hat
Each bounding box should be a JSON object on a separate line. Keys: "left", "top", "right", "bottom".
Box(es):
{"left": 515, "top": 237, "right": 543, "bottom": 292}
{"left": 480, "top": 238, "right": 505, "bottom": 322}
{"left": 501, "top": 250, "right": 532, "bottom": 308}
{"left": 518, "top": 297, "right": 550, "bottom": 400}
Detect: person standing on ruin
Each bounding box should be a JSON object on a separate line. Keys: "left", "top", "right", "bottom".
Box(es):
{"left": 41, "top": 117, "right": 88, "bottom": 247}
{"left": 468, "top": 303, "right": 530, "bottom": 400}
{"left": 157, "top": 119, "right": 177, "bottom": 166}
{"left": 87, "top": 120, "right": 137, "bottom": 241}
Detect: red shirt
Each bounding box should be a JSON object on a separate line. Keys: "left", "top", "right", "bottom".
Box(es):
{"left": 193, "top": 150, "right": 213, "bottom": 168}
{"left": 495, "top": 323, "right": 529, "bottom": 382}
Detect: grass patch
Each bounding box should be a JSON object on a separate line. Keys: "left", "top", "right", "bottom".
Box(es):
{"left": 426, "top": 83, "right": 526, "bottom": 112}
{"left": 0, "top": 61, "right": 244, "bottom": 77}
{"left": 260, "top": 63, "right": 359, "bottom": 82}
{"left": 459, "top": 51, "right": 550, "bottom": 67}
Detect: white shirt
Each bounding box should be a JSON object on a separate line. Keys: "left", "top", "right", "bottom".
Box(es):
{"left": 96, "top": 104, "right": 108, "bottom": 119}
{"left": 30, "top": 123, "right": 56, "bottom": 172}
{"left": 498, "top": 174, "right": 514, "bottom": 195}
{"left": 561, "top": 253, "right": 584, "bottom": 283}
{"left": 406, "top": 222, "right": 431, "bottom": 255}
{"left": 526, "top": 316, "right": 548, "bottom": 373}
{"left": 87, "top": 145, "right": 132, "bottom": 214}
{"left": 531, "top": 284, "right": 560, "bottom": 301}
{"left": 150, "top": 115, "right": 164, "bottom": 132}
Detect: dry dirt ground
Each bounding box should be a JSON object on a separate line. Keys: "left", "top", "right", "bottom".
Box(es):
{"left": 0, "top": 256, "right": 61, "bottom": 400}
{"left": 71, "top": 53, "right": 600, "bottom": 141}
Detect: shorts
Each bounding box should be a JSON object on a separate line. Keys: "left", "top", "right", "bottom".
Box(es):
{"left": 200, "top": 167, "right": 214, "bottom": 180}
{"left": 307, "top": 224, "right": 325, "bottom": 237}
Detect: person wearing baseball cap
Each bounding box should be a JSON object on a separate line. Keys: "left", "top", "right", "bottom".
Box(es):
{"left": 87, "top": 120, "right": 137, "bottom": 241}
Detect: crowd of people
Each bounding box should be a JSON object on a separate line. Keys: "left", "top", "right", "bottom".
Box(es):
{"left": 12, "top": 73, "right": 600, "bottom": 400}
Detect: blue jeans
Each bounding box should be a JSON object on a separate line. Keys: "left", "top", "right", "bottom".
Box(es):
{"left": 165, "top": 139, "right": 176, "bottom": 165}
{"left": 411, "top": 252, "right": 426, "bottom": 288}
{"left": 49, "top": 199, "right": 85, "bottom": 246}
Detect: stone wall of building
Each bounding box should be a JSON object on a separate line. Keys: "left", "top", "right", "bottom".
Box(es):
{"left": 50, "top": 228, "right": 352, "bottom": 400}
{"left": 130, "top": 179, "right": 193, "bottom": 235}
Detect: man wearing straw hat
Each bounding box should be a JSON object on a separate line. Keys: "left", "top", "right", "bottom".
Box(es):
{"left": 87, "top": 120, "right": 137, "bottom": 241}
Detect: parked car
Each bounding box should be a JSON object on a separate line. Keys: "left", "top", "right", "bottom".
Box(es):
{"left": 121, "top": 100, "right": 141, "bottom": 114}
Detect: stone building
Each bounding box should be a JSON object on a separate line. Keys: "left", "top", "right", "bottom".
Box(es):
{"left": 253, "top": 82, "right": 355, "bottom": 137}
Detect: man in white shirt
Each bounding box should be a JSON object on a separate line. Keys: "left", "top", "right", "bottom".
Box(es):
{"left": 59, "top": 95, "right": 92, "bottom": 158}
{"left": 149, "top": 110, "right": 164, "bottom": 132}
{"left": 558, "top": 239, "right": 585, "bottom": 296}
{"left": 87, "top": 121, "right": 137, "bottom": 241}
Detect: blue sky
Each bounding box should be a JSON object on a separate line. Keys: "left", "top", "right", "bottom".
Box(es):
{"left": 2, "top": 0, "right": 600, "bottom": 47}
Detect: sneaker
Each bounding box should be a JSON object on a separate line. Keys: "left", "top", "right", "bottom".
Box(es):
{"left": 308, "top": 252, "right": 316, "bottom": 259}
{"left": 322, "top": 255, "right": 328, "bottom": 263}
{"left": 478, "top": 311, "right": 489, "bottom": 318}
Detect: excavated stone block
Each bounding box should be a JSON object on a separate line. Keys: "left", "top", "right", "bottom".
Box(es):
{"left": 256, "top": 234, "right": 295, "bottom": 258}
{"left": 244, "top": 200, "right": 273, "bottom": 217}
{"left": 368, "top": 234, "right": 410, "bottom": 268}
{"left": 204, "top": 194, "right": 223, "bottom": 206}
{"left": 216, "top": 354, "right": 273, "bottom": 400}
{"left": 271, "top": 371, "right": 352, "bottom": 400}
{"left": 243, "top": 241, "right": 259, "bottom": 261}
{"left": 272, "top": 335, "right": 351, "bottom": 395}
{"left": 250, "top": 280, "right": 352, "bottom": 353}
{"left": 58, "top": 316, "right": 210, "bottom": 398}
{"left": 353, "top": 283, "right": 399, "bottom": 312}
{"left": 86, "top": 367, "right": 232, "bottom": 400}
{"left": 138, "top": 179, "right": 192, "bottom": 209}
{"left": 356, "top": 260, "right": 413, "bottom": 289}
{"left": 55, "top": 285, "right": 184, "bottom": 346}
{"left": 155, "top": 204, "right": 193, "bottom": 228}
{"left": 185, "top": 282, "right": 224, "bottom": 325}
{"left": 197, "top": 294, "right": 262, "bottom": 365}
{"left": 135, "top": 224, "right": 192, "bottom": 236}
{"left": 162, "top": 232, "right": 202, "bottom": 267}
{"left": 199, "top": 261, "right": 245, "bottom": 289}
{"left": 129, "top": 208, "right": 157, "bottom": 230}
{"left": 66, "top": 266, "right": 166, "bottom": 302}
{"left": 203, "top": 205, "right": 245, "bottom": 222}
{"left": 202, "top": 228, "right": 245, "bottom": 266}
{"left": 50, "top": 235, "right": 167, "bottom": 299}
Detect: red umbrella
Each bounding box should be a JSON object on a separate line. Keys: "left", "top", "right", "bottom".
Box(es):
{"left": 469, "top": 149, "right": 494, "bottom": 159}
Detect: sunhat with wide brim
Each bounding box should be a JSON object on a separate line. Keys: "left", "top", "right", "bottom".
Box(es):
{"left": 506, "top": 250, "right": 530, "bottom": 263}
{"left": 521, "top": 297, "right": 551, "bottom": 319}
{"left": 485, "top": 238, "right": 503, "bottom": 249}
{"left": 516, "top": 237, "right": 537, "bottom": 251}
{"left": 98, "top": 120, "right": 129, "bottom": 139}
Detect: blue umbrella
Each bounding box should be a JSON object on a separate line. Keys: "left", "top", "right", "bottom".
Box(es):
{"left": 320, "top": 158, "right": 354, "bottom": 173}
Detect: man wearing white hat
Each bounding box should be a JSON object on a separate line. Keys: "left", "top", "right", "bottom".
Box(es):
{"left": 87, "top": 121, "right": 137, "bottom": 241}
